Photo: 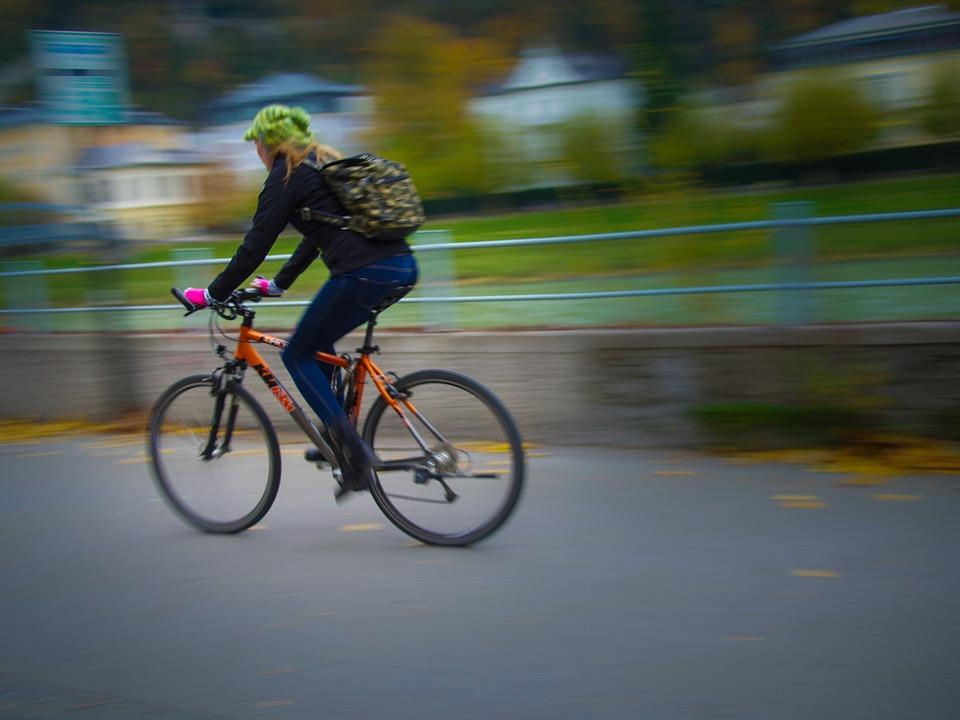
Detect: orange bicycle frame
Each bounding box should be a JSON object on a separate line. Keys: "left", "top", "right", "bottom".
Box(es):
{"left": 232, "top": 324, "right": 413, "bottom": 430}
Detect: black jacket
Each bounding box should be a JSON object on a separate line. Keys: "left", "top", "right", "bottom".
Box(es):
{"left": 207, "top": 153, "right": 412, "bottom": 302}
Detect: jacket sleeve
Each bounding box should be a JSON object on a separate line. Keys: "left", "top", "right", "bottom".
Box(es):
{"left": 207, "top": 163, "right": 298, "bottom": 302}
{"left": 274, "top": 237, "right": 320, "bottom": 290}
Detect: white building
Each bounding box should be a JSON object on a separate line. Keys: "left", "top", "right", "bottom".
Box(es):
{"left": 468, "top": 48, "right": 642, "bottom": 186}
{"left": 76, "top": 143, "right": 220, "bottom": 240}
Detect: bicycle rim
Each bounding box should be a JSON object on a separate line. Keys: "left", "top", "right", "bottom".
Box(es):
{"left": 148, "top": 375, "right": 280, "bottom": 533}
{"left": 363, "top": 369, "right": 524, "bottom": 546}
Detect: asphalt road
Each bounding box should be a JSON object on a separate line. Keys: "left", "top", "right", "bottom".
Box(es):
{"left": 2, "top": 436, "right": 959, "bottom": 719}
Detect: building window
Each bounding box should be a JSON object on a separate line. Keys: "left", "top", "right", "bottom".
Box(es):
{"left": 161, "top": 176, "right": 172, "bottom": 201}
{"left": 857, "top": 73, "right": 906, "bottom": 109}
{"left": 119, "top": 178, "right": 129, "bottom": 203}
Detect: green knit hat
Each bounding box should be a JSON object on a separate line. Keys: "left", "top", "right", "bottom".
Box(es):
{"left": 242, "top": 104, "right": 315, "bottom": 147}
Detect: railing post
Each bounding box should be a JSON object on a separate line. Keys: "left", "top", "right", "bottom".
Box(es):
{"left": 3, "top": 260, "right": 52, "bottom": 332}
{"left": 771, "top": 201, "right": 816, "bottom": 325}
{"left": 413, "top": 229, "right": 458, "bottom": 331}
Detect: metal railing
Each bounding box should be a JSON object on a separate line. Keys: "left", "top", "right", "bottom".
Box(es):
{"left": 1, "top": 204, "right": 958, "bottom": 327}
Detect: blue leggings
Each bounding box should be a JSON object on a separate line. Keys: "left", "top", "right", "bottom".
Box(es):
{"left": 281, "top": 253, "right": 418, "bottom": 449}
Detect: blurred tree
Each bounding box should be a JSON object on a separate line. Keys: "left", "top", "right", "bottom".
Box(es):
{"left": 288, "top": 0, "right": 395, "bottom": 70}
{"left": 851, "top": 0, "right": 906, "bottom": 16}
{"left": 775, "top": 0, "right": 835, "bottom": 36}
{"left": 771, "top": 73, "right": 878, "bottom": 163}
{"left": 650, "top": 104, "right": 767, "bottom": 178}
{"left": 712, "top": 3, "right": 760, "bottom": 86}
{"left": 561, "top": 0, "right": 642, "bottom": 48}
{"left": 556, "top": 113, "right": 632, "bottom": 184}
{"left": 207, "top": 0, "right": 293, "bottom": 17}
{"left": 124, "top": 4, "right": 180, "bottom": 111}
{"left": 476, "top": 13, "right": 530, "bottom": 58}
{"left": 921, "top": 61, "right": 960, "bottom": 139}
{"left": 0, "top": 2, "right": 41, "bottom": 60}
{"left": 361, "top": 15, "right": 510, "bottom": 197}
{"left": 624, "top": 42, "right": 682, "bottom": 134}
{"left": 649, "top": 108, "right": 702, "bottom": 179}
{"left": 3, "top": 0, "right": 949, "bottom": 125}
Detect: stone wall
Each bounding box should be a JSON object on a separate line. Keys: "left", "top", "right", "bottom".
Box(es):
{"left": 2, "top": 323, "right": 957, "bottom": 447}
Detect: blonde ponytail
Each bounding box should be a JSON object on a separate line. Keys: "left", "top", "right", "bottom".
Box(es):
{"left": 273, "top": 140, "right": 343, "bottom": 181}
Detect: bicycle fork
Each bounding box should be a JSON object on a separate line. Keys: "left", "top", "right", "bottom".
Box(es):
{"left": 199, "top": 370, "right": 240, "bottom": 460}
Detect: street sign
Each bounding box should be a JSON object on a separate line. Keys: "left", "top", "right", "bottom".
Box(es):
{"left": 29, "top": 30, "right": 130, "bottom": 125}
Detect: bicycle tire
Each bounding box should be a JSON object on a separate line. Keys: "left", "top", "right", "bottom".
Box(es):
{"left": 148, "top": 374, "right": 281, "bottom": 533}
{"left": 362, "top": 369, "right": 524, "bottom": 546}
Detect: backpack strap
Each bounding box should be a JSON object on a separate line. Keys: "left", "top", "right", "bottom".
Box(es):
{"left": 297, "top": 157, "right": 351, "bottom": 229}
{"left": 297, "top": 206, "right": 352, "bottom": 229}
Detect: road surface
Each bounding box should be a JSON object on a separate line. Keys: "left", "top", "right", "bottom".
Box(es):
{"left": 2, "top": 436, "right": 959, "bottom": 719}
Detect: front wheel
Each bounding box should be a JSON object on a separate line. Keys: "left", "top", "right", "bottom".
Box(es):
{"left": 148, "top": 374, "right": 281, "bottom": 533}
{"left": 362, "top": 369, "right": 525, "bottom": 546}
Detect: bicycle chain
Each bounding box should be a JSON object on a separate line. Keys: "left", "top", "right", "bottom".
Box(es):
{"left": 384, "top": 491, "right": 452, "bottom": 505}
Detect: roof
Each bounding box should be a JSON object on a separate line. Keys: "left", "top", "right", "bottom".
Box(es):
{"left": 77, "top": 143, "right": 212, "bottom": 170}
{"left": 208, "top": 72, "right": 364, "bottom": 110}
{"left": 775, "top": 4, "right": 960, "bottom": 49}
{"left": 478, "top": 48, "right": 629, "bottom": 96}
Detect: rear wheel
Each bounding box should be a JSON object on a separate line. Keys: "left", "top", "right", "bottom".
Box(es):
{"left": 362, "top": 369, "right": 524, "bottom": 546}
{"left": 148, "top": 374, "right": 281, "bottom": 533}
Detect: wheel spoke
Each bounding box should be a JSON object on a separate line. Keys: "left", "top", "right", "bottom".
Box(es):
{"left": 363, "top": 369, "right": 524, "bottom": 545}
{"left": 148, "top": 377, "right": 281, "bottom": 534}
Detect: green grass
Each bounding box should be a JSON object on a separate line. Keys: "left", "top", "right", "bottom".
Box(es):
{"left": 3, "top": 173, "right": 960, "bottom": 327}
{"left": 425, "top": 174, "right": 960, "bottom": 282}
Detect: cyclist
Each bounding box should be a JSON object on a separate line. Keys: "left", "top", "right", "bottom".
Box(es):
{"left": 184, "top": 104, "right": 419, "bottom": 499}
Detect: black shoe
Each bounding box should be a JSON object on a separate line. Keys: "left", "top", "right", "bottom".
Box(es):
{"left": 305, "top": 445, "right": 362, "bottom": 502}
{"left": 332, "top": 440, "right": 375, "bottom": 503}
{"left": 304, "top": 447, "right": 327, "bottom": 465}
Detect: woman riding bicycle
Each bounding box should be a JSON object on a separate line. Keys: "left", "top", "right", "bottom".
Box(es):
{"left": 184, "top": 104, "right": 419, "bottom": 498}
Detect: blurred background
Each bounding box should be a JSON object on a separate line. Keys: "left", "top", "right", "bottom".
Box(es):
{"left": 0, "top": 0, "right": 958, "bottom": 446}
{"left": 0, "top": 0, "right": 959, "bottom": 324}
{"left": 2, "top": 6, "right": 960, "bottom": 718}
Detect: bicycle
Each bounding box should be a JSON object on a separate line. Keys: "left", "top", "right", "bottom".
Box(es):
{"left": 147, "top": 287, "right": 525, "bottom": 546}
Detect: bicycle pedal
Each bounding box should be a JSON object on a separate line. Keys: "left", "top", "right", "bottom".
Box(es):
{"left": 414, "top": 468, "right": 431, "bottom": 484}
{"left": 333, "top": 483, "right": 355, "bottom": 504}
{"left": 304, "top": 448, "right": 329, "bottom": 466}
{"left": 333, "top": 478, "right": 369, "bottom": 504}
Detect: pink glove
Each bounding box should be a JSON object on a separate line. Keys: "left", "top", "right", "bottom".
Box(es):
{"left": 184, "top": 287, "right": 210, "bottom": 308}
{"left": 250, "top": 276, "right": 284, "bottom": 297}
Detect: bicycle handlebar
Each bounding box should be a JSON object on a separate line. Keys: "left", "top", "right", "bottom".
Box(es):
{"left": 171, "top": 287, "right": 196, "bottom": 314}
{"left": 170, "top": 287, "right": 262, "bottom": 318}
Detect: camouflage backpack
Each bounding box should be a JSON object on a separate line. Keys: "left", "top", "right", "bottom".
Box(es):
{"left": 297, "top": 153, "right": 425, "bottom": 241}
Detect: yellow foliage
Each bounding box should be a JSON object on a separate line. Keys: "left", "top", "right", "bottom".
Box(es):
{"left": 725, "top": 434, "right": 960, "bottom": 477}
{"left": 0, "top": 415, "right": 148, "bottom": 444}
